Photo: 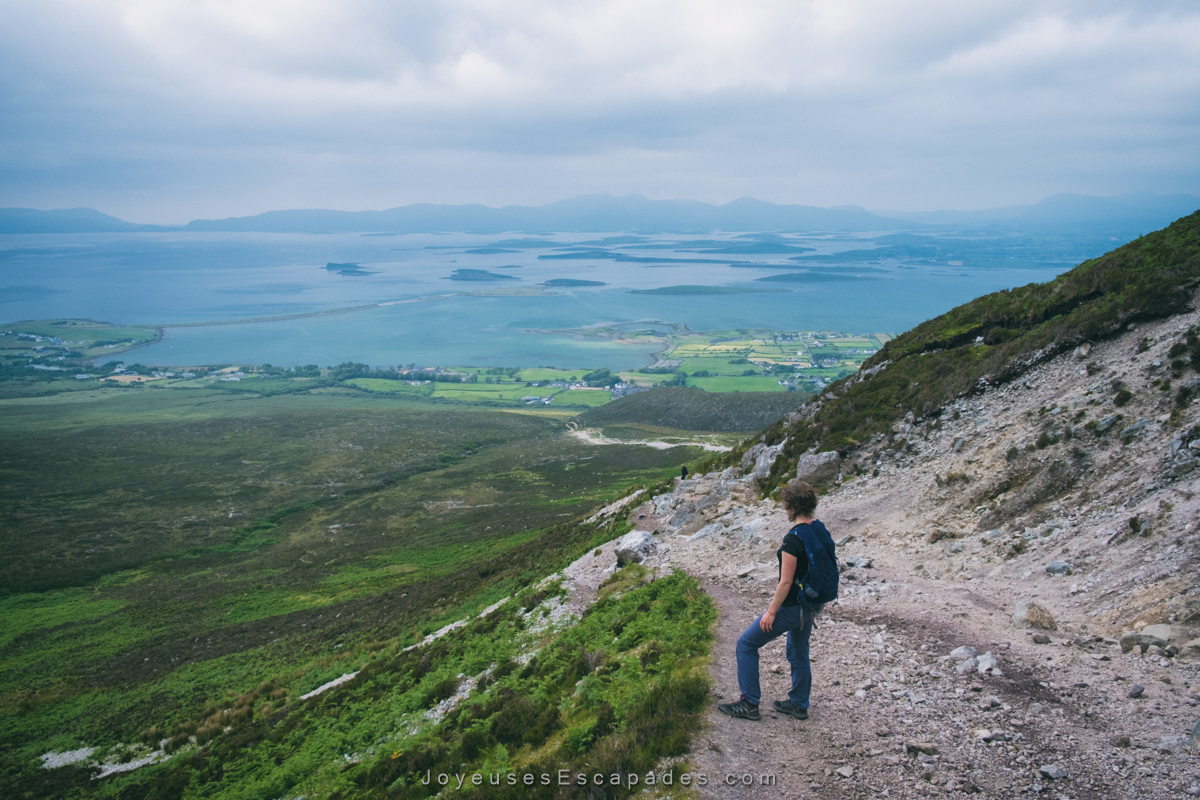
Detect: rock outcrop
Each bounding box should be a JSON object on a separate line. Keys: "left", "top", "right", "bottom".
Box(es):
{"left": 795, "top": 450, "right": 841, "bottom": 485}
{"left": 741, "top": 439, "right": 786, "bottom": 480}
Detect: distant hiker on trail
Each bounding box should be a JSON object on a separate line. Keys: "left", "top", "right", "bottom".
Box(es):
{"left": 680, "top": 465, "right": 689, "bottom": 480}
{"left": 718, "top": 479, "right": 839, "bottom": 722}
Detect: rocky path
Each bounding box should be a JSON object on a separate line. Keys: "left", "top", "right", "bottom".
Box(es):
{"left": 684, "top": 537, "right": 1200, "bottom": 799}
{"left": 563, "top": 299, "right": 1200, "bottom": 798}
{"left": 562, "top": 535, "right": 1200, "bottom": 800}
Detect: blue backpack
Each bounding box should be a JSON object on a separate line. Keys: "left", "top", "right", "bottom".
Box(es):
{"left": 790, "top": 521, "right": 839, "bottom": 606}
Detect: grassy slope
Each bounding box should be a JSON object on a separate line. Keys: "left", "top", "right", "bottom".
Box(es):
{"left": 575, "top": 387, "right": 808, "bottom": 433}
{"left": 0, "top": 389, "right": 704, "bottom": 796}
{"left": 77, "top": 568, "right": 715, "bottom": 800}
{"left": 738, "top": 210, "right": 1200, "bottom": 493}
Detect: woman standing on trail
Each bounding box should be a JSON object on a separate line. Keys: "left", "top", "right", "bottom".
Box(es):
{"left": 718, "top": 479, "right": 835, "bottom": 722}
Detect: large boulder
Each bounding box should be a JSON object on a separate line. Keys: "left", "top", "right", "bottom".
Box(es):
{"left": 796, "top": 451, "right": 841, "bottom": 485}
{"left": 652, "top": 493, "right": 680, "bottom": 516}
{"left": 742, "top": 440, "right": 787, "bottom": 479}
{"left": 668, "top": 506, "right": 697, "bottom": 530}
{"left": 1141, "top": 623, "right": 1178, "bottom": 643}
{"left": 615, "top": 530, "right": 657, "bottom": 566}
{"left": 1012, "top": 600, "right": 1057, "bottom": 631}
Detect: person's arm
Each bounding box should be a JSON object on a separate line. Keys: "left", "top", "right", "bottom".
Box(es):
{"left": 760, "top": 550, "right": 798, "bottom": 632}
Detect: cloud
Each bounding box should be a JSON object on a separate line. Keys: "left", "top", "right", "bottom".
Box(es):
{"left": 1, "top": 0, "right": 1198, "bottom": 221}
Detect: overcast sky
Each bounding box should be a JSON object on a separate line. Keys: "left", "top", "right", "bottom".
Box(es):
{"left": 2, "top": 0, "right": 1198, "bottom": 224}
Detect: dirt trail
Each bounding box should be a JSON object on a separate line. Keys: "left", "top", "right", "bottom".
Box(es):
{"left": 566, "top": 304, "right": 1200, "bottom": 798}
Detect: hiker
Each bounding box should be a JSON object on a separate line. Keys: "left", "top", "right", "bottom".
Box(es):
{"left": 718, "top": 479, "right": 837, "bottom": 722}
{"left": 680, "top": 465, "right": 689, "bottom": 480}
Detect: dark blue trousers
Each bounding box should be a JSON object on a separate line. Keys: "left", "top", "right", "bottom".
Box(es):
{"left": 734, "top": 604, "right": 813, "bottom": 708}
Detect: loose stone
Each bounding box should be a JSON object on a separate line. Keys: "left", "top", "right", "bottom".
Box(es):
{"left": 1039, "top": 764, "right": 1068, "bottom": 780}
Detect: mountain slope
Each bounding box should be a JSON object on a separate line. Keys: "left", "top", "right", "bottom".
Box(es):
{"left": 601, "top": 221, "right": 1200, "bottom": 795}
{"left": 0, "top": 207, "right": 172, "bottom": 234}
{"left": 748, "top": 210, "right": 1200, "bottom": 492}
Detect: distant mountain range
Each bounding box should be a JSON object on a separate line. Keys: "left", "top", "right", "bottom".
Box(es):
{"left": 876, "top": 192, "right": 1200, "bottom": 235}
{"left": 180, "top": 195, "right": 897, "bottom": 234}
{"left": 0, "top": 207, "right": 172, "bottom": 234}
{"left": 2, "top": 192, "right": 1196, "bottom": 235}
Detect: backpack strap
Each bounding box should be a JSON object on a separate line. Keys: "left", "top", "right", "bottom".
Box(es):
{"left": 785, "top": 524, "right": 812, "bottom": 587}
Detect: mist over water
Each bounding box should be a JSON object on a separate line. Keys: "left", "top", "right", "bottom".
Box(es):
{"left": 0, "top": 231, "right": 1088, "bottom": 368}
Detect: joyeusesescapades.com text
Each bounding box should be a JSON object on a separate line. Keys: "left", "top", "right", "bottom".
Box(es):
{"left": 415, "top": 769, "right": 778, "bottom": 789}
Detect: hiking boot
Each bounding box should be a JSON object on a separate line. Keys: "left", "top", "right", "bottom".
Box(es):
{"left": 772, "top": 699, "right": 808, "bottom": 720}
{"left": 718, "top": 697, "right": 760, "bottom": 721}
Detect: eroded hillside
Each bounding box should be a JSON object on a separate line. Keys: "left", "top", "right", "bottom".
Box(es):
{"left": 594, "top": 287, "right": 1200, "bottom": 798}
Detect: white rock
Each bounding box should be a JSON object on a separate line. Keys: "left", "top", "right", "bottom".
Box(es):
{"left": 740, "top": 518, "right": 771, "bottom": 543}
{"left": 40, "top": 748, "right": 95, "bottom": 769}
{"left": 300, "top": 671, "right": 361, "bottom": 700}
{"left": 614, "top": 530, "right": 658, "bottom": 563}
{"left": 689, "top": 522, "right": 725, "bottom": 541}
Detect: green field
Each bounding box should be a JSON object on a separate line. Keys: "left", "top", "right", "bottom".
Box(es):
{"left": 688, "top": 375, "right": 789, "bottom": 392}
{"left": 0, "top": 318, "right": 890, "bottom": 407}
{"left": 346, "top": 377, "right": 434, "bottom": 396}
{"left": 429, "top": 382, "right": 539, "bottom": 402}
{"left": 0, "top": 380, "right": 713, "bottom": 797}
{"left": 550, "top": 388, "right": 613, "bottom": 407}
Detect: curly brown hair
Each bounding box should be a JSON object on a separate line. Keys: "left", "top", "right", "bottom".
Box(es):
{"left": 780, "top": 479, "right": 818, "bottom": 518}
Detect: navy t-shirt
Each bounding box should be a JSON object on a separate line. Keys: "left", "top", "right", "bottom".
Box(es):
{"left": 776, "top": 530, "right": 810, "bottom": 608}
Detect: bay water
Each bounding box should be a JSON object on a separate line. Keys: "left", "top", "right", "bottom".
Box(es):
{"left": 0, "top": 230, "right": 1085, "bottom": 369}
